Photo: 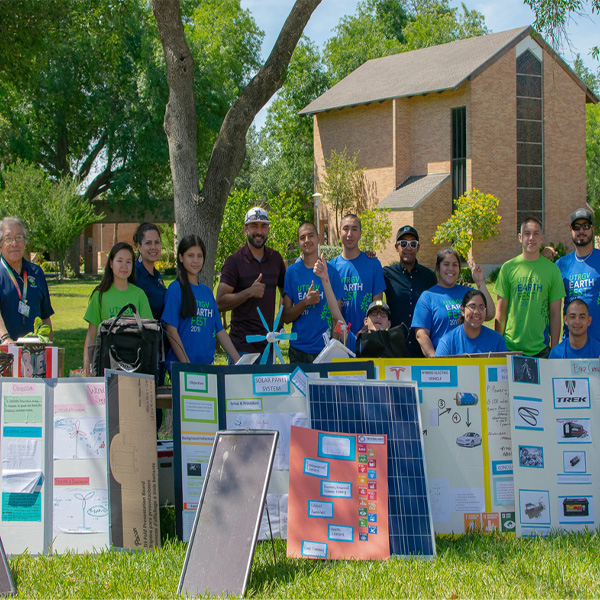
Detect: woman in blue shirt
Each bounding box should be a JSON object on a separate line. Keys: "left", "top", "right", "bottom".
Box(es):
{"left": 162, "top": 235, "right": 240, "bottom": 369}
{"left": 436, "top": 290, "right": 507, "bottom": 356}
{"left": 133, "top": 223, "right": 166, "bottom": 320}
{"left": 413, "top": 247, "right": 495, "bottom": 357}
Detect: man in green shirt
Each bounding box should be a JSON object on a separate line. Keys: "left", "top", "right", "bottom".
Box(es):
{"left": 494, "top": 216, "right": 565, "bottom": 357}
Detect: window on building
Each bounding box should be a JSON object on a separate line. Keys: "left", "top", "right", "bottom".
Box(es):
{"left": 516, "top": 49, "right": 543, "bottom": 229}
{"left": 451, "top": 106, "right": 467, "bottom": 209}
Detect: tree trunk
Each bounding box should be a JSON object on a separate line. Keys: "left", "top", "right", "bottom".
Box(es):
{"left": 152, "top": 0, "right": 322, "bottom": 286}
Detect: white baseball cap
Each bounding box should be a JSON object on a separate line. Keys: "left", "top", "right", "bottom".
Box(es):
{"left": 244, "top": 207, "right": 270, "bottom": 225}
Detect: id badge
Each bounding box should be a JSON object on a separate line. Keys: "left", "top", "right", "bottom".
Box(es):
{"left": 18, "top": 301, "right": 30, "bottom": 317}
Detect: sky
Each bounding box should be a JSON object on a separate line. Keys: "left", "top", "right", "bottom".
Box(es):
{"left": 240, "top": 0, "right": 599, "bottom": 128}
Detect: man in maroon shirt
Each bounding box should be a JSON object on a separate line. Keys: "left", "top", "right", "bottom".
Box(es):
{"left": 216, "top": 207, "right": 286, "bottom": 357}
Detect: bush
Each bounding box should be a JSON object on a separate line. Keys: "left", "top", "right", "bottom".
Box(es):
{"left": 457, "top": 267, "right": 474, "bottom": 285}
{"left": 318, "top": 245, "right": 342, "bottom": 261}
{"left": 41, "top": 261, "right": 58, "bottom": 273}
{"left": 487, "top": 267, "right": 501, "bottom": 284}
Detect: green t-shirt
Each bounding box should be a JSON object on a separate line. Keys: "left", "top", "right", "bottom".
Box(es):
{"left": 494, "top": 255, "right": 565, "bottom": 355}
{"left": 84, "top": 284, "right": 153, "bottom": 327}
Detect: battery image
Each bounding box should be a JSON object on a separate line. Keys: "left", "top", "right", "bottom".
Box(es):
{"left": 562, "top": 497, "right": 589, "bottom": 517}
{"left": 455, "top": 392, "right": 479, "bottom": 406}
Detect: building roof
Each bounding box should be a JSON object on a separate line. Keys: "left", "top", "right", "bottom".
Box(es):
{"left": 379, "top": 174, "right": 450, "bottom": 210}
{"left": 300, "top": 26, "right": 598, "bottom": 115}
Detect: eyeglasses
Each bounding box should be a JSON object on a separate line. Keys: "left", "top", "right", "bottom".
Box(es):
{"left": 3, "top": 235, "right": 25, "bottom": 245}
{"left": 398, "top": 240, "right": 418, "bottom": 249}
{"left": 465, "top": 304, "right": 486, "bottom": 313}
{"left": 572, "top": 223, "right": 593, "bottom": 231}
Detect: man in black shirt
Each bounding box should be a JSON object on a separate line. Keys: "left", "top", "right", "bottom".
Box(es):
{"left": 383, "top": 225, "right": 437, "bottom": 357}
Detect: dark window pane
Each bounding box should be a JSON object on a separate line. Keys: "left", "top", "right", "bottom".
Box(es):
{"left": 452, "top": 107, "right": 466, "bottom": 160}
{"left": 518, "top": 188, "right": 543, "bottom": 211}
{"left": 517, "top": 97, "right": 542, "bottom": 120}
{"left": 517, "top": 50, "right": 542, "bottom": 75}
{"left": 517, "top": 143, "right": 542, "bottom": 165}
{"left": 517, "top": 74, "right": 542, "bottom": 98}
{"left": 517, "top": 120, "right": 542, "bottom": 143}
{"left": 518, "top": 165, "right": 543, "bottom": 188}
{"left": 452, "top": 158, "right": 466, "bottom": 201}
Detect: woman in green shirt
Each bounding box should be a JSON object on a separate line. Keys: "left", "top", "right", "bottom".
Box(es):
{"left": 83, "top": 242, "right": 152, "bottom": 374}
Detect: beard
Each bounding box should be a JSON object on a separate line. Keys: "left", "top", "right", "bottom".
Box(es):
{"left": 247, "top": 233, "right": 266, "bottom": 249}
{"left": 574, "top": 235, "right": 592, "bottom": 247}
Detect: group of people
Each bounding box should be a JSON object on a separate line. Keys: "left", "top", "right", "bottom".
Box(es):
{"left": 1, "top": 205, "right": 599, "bottom": 370}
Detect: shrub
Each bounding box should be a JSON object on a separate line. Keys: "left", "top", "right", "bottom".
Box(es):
{"left": 487, "top": 267, "right": 501, "bottom": 284}
{"left": 318, "top": 245, "right": 342, "bottom": 261}
{"left": 457, "top": 267, "right": 474, "bottom": 285}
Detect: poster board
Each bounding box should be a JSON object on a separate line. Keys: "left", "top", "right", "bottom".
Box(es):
{"left": 369, "top": 357, "right": 515, "bottom": 535}
{"left": 6, "top": 345, "right": 58, "bottom": 378}
{"left": 508, "top": 357, "right": 600, "bottom": 536}
{"left": 178, "top": 430, "right": 278, "bottom": 598}
{"left": 172, "top": 362, "right": 375, "bottom": 541}
{"left": 287, "top": 426, "right": 389, "bottom": 560}
{"left": 0, "top": 379, "right": 50, "bottom": 555}
{"left": 51, "top": 378, "right": 108, "bottom": 553}
{"left": 106, "top": 371, "right": 160, "bottom": 551}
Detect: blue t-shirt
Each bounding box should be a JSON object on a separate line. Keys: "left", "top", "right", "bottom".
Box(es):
{"left": 135, "top": 260, "right": 166, "bottom": 320}
{"left": 161, "top": 280, "right": 223, "bottom": 369}
{"left": 436, "top": 325, "right": 507, "bottom": 356}
{"left": 283, "top": 261, "right": 343, "bottom": 353}
{"left": 556, "top": 250, "right": 600, "bottom": 340}
{"left": 0, "top": 258, "right": 54, "bottom": 340}
{"left": 412, "top": 284, "right": 472, "bottom": 349}
{"left": 549, "top": 336, "right": 600, "bottom": 359}
{"left": 328, "top": 252, "right": 386, "bottom": 335}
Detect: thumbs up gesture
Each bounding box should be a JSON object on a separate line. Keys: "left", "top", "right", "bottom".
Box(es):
{"left": 304, "top": 281, "right": 320, "bottom": 306}
{"left": 250, "top": 273, "right": 265, "bottom": 298}
{"left": 313, "top": 253, "right": 329, "bottom": 282}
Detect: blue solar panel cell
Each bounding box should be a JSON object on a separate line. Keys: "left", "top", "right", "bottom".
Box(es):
{"left": 308, "top": 380, "right": 436, "bottom": 558}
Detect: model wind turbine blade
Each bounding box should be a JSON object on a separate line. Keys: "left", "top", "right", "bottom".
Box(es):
{"left": 259, "top": 343, "right": 272, "bottom": 365}
{"left": 275, "top": 332, "right": 297, "bottom": 341}
{"left": 256, "top": 307, "right": 270, "bottom": 332}
{"left": 273, "top": 305, "right": 284, "bottom": 330}
{"left": 273, "top": 344, "right": 285, "bottom": 365}
{"left": 246, "top": 335, "right": 267, "bottom": 343}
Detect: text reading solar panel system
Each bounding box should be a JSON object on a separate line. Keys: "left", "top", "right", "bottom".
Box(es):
{"left": 308, "top": 379, "right": 436, "bottom": 558}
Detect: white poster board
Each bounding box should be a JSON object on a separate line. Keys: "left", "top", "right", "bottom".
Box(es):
{"left": 508, "top": 356, "right": 600, "bottom": 536}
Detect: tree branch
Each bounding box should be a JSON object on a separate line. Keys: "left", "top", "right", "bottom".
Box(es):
{"left": 78, "top": 131, "right": 109, "bottom": 181}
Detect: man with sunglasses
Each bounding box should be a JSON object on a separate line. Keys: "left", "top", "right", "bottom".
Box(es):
{"left": 383, "top": 225, "right": 437, "bottom": 357}
{"left": 556, "top": 208, "right": 600, "bottom": 341}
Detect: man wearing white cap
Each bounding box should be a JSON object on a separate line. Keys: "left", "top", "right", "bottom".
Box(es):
{"left": 217, "top": 207, "right": 286, "bottom": 356}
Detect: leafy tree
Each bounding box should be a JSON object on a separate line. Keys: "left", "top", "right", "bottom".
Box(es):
{"left": 358, "top": 208, "right": 393, "bottom": 253}
{"left": 266, "top": 191, "right": 313, "bottom": 261}
{"left": 152, "top": 0, "right": 322, "bottom": 286}
{"left": 432, "top": 189, "right": 501, "bottom": 260}
{"left": 0, "top": 161, "right": 103, "bottom": 278}
{"left": 319, "top": 148, "right": 368, "bottom": 239}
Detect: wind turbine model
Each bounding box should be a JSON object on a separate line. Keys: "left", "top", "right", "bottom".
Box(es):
{"left": 246, "top": 306, "right": 297, "bottom": 364}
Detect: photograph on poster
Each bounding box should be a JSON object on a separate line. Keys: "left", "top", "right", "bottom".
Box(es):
{"left": 519, "top": 446, "right": 543, "bottom": 468}
{"left": 559, "top": 496, "right": 594, "bottom": 524}
{"left": 513, "top": 397, "right": 543, "bottom": 430}
{"left": 563, "top": 451, "right": 586, "bottom": 473}
{"left": 519, "top": 490, "right": 551, "bottom": 525}
{"left": 512, "top": 356, "right": 540, "bottom": 384}
{"left": 552, "top": 378, "right": 591, "bottom": 409}
{"left": 556, "top": 419, "right": 591, "bottom": 443}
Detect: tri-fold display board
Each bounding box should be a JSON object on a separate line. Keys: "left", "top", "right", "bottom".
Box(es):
{"left": 171, "top": 362, "right": 375, "bottom": 541}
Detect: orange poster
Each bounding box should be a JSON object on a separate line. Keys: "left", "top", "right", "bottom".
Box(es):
{"left": 287, "top": 426, "right": 389, "bottom": 560}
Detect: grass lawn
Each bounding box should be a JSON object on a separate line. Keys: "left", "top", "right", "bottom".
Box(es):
{"left": 8, "top": 532, "right": 600, "bottom": 598}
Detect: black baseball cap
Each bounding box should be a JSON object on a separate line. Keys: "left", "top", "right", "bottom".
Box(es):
{"left": 366, "top": 300, "right": 391, "bottom": 317}
{"left": 570, "top": 208, "right": 593, "bottom": 227}
{"left": 396, "top": 225, "right": 419, "bottom": 243}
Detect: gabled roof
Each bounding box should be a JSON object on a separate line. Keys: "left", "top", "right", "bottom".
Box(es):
{"left": 379, "top": 174, "right": 450, "bottom": 210}
{"left": 300, "top": 26, "right": 598, "bottom": 115}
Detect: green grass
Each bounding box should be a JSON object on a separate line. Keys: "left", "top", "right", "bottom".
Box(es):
{"left": 8, "top": 532, "right": 600, "bottom": 598}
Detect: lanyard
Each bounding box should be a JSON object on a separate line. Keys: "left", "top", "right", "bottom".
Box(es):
{"left": 1, "top": 256, "right": 27, "bottom": 304}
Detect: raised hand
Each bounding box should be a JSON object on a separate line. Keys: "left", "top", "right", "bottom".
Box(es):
{"left": 249, "top": 273, "right": 266, "bottom": 298}
{"left": 468, "top": 258, "right": 485, "bottom": 286}
{"left": 313, "top": 253, "right": 328, "bottom": 281}
{"left": 304, "top": 281, "right": 321, "bottom": 306}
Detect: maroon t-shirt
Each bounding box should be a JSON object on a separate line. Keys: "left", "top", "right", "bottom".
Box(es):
{"left": 220, "top": 243, "right": 286, "bottom": 353}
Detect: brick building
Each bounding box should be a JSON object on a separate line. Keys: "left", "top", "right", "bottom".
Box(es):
{"left": 300, "top": 26, "right": 598, "bottom": 269}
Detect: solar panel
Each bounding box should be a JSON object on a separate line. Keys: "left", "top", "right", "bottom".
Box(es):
{"left": 308, "top": 380, "right": 436, "bottom": 558}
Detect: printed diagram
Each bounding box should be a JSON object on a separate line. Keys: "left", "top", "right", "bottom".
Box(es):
{"left": 519, "top": 446, "right": 543, "bottom": 468}
{"left": 54, "top": 417, "right": 107, "bottom": 459}
{"left": 512, "top": 356, "right": 540, "bottom": 384}
{"left": 53, "top": 487, "right": 109, "bottom": 533}
{"left": 519, "top": 490, "right": 550, "bottom": 525}
{"left": 433, "top": 398, "right": 482, "bottom": 449}
{"left": 556, "top": 419, "right": 591, "bottom": 444}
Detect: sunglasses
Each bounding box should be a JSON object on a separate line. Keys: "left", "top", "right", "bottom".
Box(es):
{"left": 572, "top": 223, "right": 593, "bottom": 231}
{"left": 397, "top": 240, "right": 418, "bottom": 249}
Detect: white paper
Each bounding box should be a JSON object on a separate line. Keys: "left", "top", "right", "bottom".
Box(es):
{"left": 428, "top": 478, "right": 451, "bottom": 523}
{"left": 452, "top": 487, "right": 485, "bottom": 513}
{"left": 2, "top": 437, "right": 42, "bottom": 470}
{"left": 53, "top": 417, "right": 106, "bottom": 459}
{"left": 2, "top": 469, "right": 42, "bottom": 493}
{"left": 53, "top": 487, "right": 109, "bottom": 533}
